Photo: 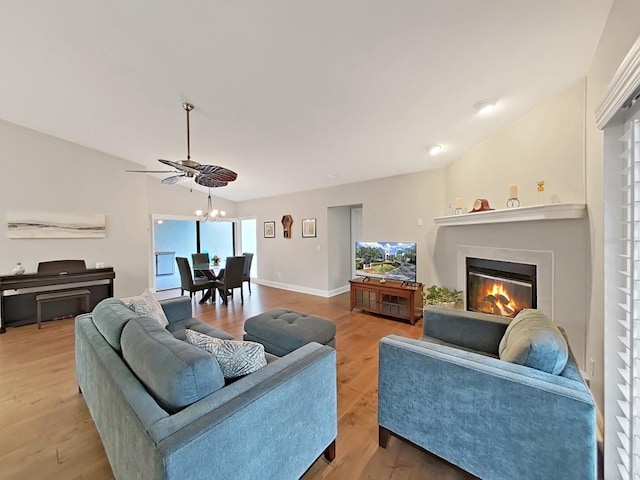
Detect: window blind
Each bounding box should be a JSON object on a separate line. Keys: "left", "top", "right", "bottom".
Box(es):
{"left": 607, "top": 112, "right": 640, "bottom": 479}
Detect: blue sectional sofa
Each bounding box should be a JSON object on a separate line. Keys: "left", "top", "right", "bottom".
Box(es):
{"left": 75, "top": 296, "right": 337, "bottom": 480}
{"left": 378, "top": 306, "right": 597, "bottom": 480}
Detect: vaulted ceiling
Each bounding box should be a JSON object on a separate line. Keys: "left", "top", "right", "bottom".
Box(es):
{"left": 0, "top": 1, "right": 612, "bottom": 201}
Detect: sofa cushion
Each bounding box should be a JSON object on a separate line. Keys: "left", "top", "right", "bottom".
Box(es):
{"left": 121, "top": 317, "right": 225, "bottom": 412}
{"left": 186, "top": 329, "right": 267, "bottom": 379}
{"left": 92, "top": 298, "right": 140, "bottom": 352}
{"left": 498, "top": 309, "right": 568, "bottom": 374}
{"left": 167, "top": 317, "right": 236, "bottom": 342}
{"left": 124, "top": 289, "right": 169, "bottom": 328}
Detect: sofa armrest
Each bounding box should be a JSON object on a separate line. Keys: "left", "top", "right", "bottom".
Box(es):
{"left": 148, "top": 342, "right": 337, "bottom": 479}
{"left": 160, "top": 296, "right": 193, "bottom": 323}
{"left": 423, "top": 306, "right": 510, "bottom": 355}
{"left": 378, "top": 335, "right": 596, "bottom": 480}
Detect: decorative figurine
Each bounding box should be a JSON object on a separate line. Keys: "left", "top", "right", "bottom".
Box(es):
{"left": 470, "top": 198, "right": 494, "bottom": 212}
{"left": 537, "top": 181, "right": 545, "bottom": 205}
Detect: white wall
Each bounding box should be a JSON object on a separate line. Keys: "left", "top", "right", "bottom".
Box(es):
{"left": 584, "top": 0, "right": 640, "bottom": 413}
{"left": 236, "top": 169, "right": 446, "bottom": 294}
{"left": 327, "top": 206, "right": 352, "bottom": 292}
{"left": 0, "top": 118, "right": 149, "bottom": 297}
{"left": 445, "top": 81, "right": 586, "bottom": 210}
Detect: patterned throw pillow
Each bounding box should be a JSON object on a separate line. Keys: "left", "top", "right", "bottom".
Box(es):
{"left": 125, "top": 289, "right": 169, "bottom": 328}
{"left": 185, "top": 329, "right": 267, "bottom": 379}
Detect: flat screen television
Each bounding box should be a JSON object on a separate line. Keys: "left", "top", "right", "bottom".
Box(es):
{"left": 354, "top": 241, "right": 417, "bottom": 282}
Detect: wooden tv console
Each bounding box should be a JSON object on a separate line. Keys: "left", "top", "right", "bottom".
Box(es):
{"left": 349, "top": 278, "right": 423, "bottom": 324}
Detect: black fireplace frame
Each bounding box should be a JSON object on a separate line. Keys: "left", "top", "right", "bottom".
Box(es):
{"left": 465, "top": 257, "right": 537, "bottom": 312}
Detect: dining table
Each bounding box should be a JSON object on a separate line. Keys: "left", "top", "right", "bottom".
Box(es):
{"left": 193, "top": 262, "right": 225, "bottom": 304}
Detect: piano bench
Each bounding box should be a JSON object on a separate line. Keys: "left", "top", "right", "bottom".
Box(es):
{"left": 36, "top": 289, "right": 91, "bottom": 329}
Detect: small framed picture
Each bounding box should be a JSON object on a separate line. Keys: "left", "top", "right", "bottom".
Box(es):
{"left": 264, "top": 221, "right": 276, "bottom": 238}
{"left": 302, "top": 218, "right": 316, "bottom": 238}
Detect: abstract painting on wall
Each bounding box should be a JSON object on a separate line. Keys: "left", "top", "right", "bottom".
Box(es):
{"left": 7, "top": 212, "right": 106, "bottom": 238}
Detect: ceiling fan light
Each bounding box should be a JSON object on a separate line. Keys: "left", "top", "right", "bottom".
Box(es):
{"left": 196, "top": 189, "right": 226, "bottom": 222}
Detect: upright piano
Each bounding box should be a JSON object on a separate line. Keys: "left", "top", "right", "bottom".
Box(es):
{"left": 0, "top": 260, "right": 115, "bottom": 332}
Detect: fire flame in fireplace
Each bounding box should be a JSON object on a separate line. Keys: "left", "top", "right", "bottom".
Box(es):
{"left": 484, "top": 283, "right": 517, "bottom": 317}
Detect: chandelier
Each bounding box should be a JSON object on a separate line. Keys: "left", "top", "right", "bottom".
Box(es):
{"left": 195, "top": 189, "right": 225, "bottom": 222}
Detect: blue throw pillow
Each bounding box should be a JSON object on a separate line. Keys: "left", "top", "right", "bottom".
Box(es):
{"left": 498, "top": 309, "right": 568, "bottom": 375}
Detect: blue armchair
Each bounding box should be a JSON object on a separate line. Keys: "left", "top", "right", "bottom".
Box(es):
{"left": 378, "top": 307, "right": 597, "bottom": 480}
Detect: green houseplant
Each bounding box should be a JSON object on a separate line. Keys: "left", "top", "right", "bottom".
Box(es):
{"left": 422, "top": 285, "right": 462, "bottom": 308}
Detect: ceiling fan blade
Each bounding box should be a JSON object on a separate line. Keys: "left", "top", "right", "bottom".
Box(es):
{"left": 161, "top": 174, "right": 187, "bottom": 185}
{"left": 126, "top": 169, "right": 176, "bottom": 173}
{"left": 158, "top": 159, "right": 199, "bottom": 175}
{"left": 196, "top": 175, "right": 228, "bottom": 188}
{"left": 195, "top": 165, "right": 238, "bottom": 182}
{"left": 155, "top": 104, "right": 236, "bottom": 189}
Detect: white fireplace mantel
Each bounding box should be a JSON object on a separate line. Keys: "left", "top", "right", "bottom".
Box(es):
{"left": 434, "top": 203, "right": 586, "bottom": 226}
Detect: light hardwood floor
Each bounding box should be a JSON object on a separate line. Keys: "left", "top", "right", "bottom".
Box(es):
{"left": 0, "top": 284, "right": 476, "bottom": 480}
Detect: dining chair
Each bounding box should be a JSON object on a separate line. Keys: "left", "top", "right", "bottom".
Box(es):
{"left": 241, "top": 252, "right": 254, "bottom": 294}
{"left": 175, "top": 257, "right": 216, "bottom": 301}
{"left": 214, "top": 256, "right": 246, "bottom": 305}
{"left": 191, "top": 253, "right": 210, "bottom": 279}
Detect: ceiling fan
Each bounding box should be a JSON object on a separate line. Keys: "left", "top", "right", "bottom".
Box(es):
{"left": 127, "top": 102, "right": 237, "bottom": 188}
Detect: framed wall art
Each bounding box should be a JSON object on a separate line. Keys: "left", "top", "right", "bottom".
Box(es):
{"left": 302, "top": 218, "right": 316, "bottom": 238}
{"left": 7, "top": 212, "right": 106, "bottom": 239}
{"left": 264, "top": 221, "right": 276, "bottom": 238}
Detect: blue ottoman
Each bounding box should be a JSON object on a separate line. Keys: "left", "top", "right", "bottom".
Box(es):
{"left": 244, "top": 308, "right": 336, "bottom": 356}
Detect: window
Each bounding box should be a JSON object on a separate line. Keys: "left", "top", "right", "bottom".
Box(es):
{"left": 152, "top": 218, "right": 235, "bottom": 291}
{"left": 605, "top": 104, "right": 640, "bottom": 479}
{"left": 200, "top": 221, "right": 234, "bottom": 261}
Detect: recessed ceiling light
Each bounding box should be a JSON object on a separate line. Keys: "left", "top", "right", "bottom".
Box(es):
{"left": 328, "top": 174, "right": 337, "bottom": 180}
{"left": 428, "top": 144, "right": 443, "bottom": 156}
{"left": 473, "top": 99, "right": 496, "bottom": 114}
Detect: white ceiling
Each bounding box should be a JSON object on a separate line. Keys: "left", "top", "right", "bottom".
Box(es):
{"left": 0, "top": 1, "right": 612, "bottom": 201}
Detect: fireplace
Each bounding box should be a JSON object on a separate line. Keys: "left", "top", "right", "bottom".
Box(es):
{"left": 466, "top": 257, "right": 537, "bottom": 318}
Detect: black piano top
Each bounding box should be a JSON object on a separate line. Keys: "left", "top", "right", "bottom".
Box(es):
{"left": 38, "top": 259, "right": 87, "bottom": 274}
{"left": 0, "top": 267, "right": 115, "bottom": 290}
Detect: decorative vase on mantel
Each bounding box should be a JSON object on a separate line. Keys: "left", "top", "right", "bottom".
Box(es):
{"left": 13, "top": 262, "right": 25, "bottom": 275}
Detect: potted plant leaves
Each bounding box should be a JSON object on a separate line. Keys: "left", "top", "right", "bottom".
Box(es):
{"left": 422, "top": 285, "right": 462, "bottom": 309}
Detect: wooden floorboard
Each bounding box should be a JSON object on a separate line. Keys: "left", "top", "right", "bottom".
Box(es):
{"left": 0, "top": 284, "right": 476, "bottom": 480}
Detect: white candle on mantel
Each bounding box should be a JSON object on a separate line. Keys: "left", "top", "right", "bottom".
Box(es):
{"left": 455, "top": 197, "right": 462, "bottom": 208}
{"left": 509, "top": 184, "right": 518, "bottom": 199}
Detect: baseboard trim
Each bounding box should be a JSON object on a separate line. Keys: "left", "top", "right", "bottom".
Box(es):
{"left": 255, "top": 279, "right": 349, "bottom": 298}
